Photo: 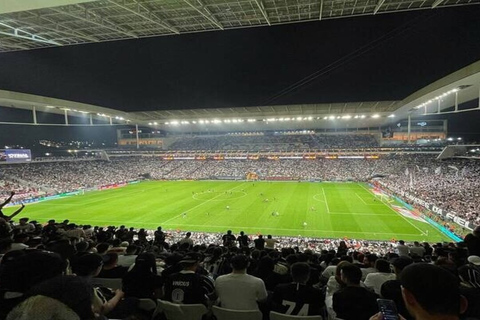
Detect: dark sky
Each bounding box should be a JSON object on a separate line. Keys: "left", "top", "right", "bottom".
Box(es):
{"left": 0, "top": 6, "right": 479, "bottom": 113}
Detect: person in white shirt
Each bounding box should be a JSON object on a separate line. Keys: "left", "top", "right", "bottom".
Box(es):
{"left": 364, "top": 259, "right": 396, "bottom": 295}
{"left": 409, "top": 241, "right": 425, "bottom": 257}
{"left": 396, "top": 240, "right": 410, "bottom": 257}
{"left": 265, "top": 235, "right": 278, "bottom": 250}
{"left": 215, "top": 254, "right": 267, "bottom": 310}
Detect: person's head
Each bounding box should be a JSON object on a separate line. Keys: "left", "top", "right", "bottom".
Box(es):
{"left": 133, "top": 253, "right": 157, "bottom": 274}
{"left": 72, "top": 253, "right": 103, "bottom": 277}
{"left": 157, "top": 226, "right": 162, "bottom": 231}
{"left": 26, "top": 275, "right": 95, "bottom": 320}
{"left": 401, "top": 263, "right": 467, "bottom": 318}
{"left": 125, "top": 245, "right": 138, "bottom": 255}
{"left": 267, "top": 235, "right": 272, "bottom": 239}
{"left": 231, "top": 254, "right": 249, "bottom": 271}
{"left": 473, "top": 226, "right": 480, "bottom": 237}
{"left": 290, "top": 262, "right": 310, "bottom": 284}
{"left": 102, "top": 252, "right": 118, "bottom": 268}
{"left": 258, "top": 235, "right": 263, "bottom": 239}
{"left": 340, "top": 264, "right": 362, "bottom": 286}
{"left": 364, "top": 254, "right": 378, "bottom": 267}
{"left": 375, "top": 259, "right": 391, "bottom": 273}
{"left": 0, "top": 250, "right": 66, "bottom": 293}
{"left": 391, "top": 256, "right": 413, "bottom": 275}
{"left": 19, "top": 218, "right": 29, "bottom": 226}
{"left": 7, "top": 295, "right": 80, "bottom": 320}
{"left": 179, "top": 252, "right": 201, "bottom": 270}
{"left": 227, "top": 230, "right": 232, "bottom": 235}
{"left": 399, "top": 240, "right": 405, "bottom": 245}
{"left": 96, "top": 243, "right": 110, "bottom": 255}
{"left": 240, "top": 231, "right": 244, "bottom": 236}
{"left": 186, "top": 232, "right": 192, "bottom": 238}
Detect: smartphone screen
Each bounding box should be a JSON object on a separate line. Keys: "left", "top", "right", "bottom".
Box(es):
{"left": 377, "top": 299, "right": 400, "bottom": 320}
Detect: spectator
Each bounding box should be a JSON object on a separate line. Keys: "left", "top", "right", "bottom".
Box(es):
{"left": 364, "top": 259, "right": 396, "bottom": 295}
{"left": 400, "top": 264, "right": 467, "bottom": 320}
{"left": 237, "top": 231, "right": 250, "bottom": 247}
{"left": 409, "top": 241, "right": 426, "bottom": 257}
{"left": 117, "top": 245, "right": 138, "bottom": 268}
{"left": 265, "top": 235, "right": 278, "bottom": 250}
{"left": 178, "top": 232, "right": 194, "bottom": 249}
{"left": 362, "top": 254, "right": 378, "bottom": 280}
{"left": 222, "top": 230, "right": 236, "bottom": 247}
{"left": 381, "top": 256, "right": 414, "bottom": 320}
{"left": 333, "top": 264, "right": 378, "bottom": 320}
{"left": 271, "top": 262, "right": 324, "bottom": 316}
{"left": 215, "top": 254, "right": 267, "bottom": 310}
{"left": 464, "top": 226, "right": 480, "bottom": 256}
{"left": 123, "top": 253, "right": 162, "bottom": 300}
{"left": 163, "top": 252, "right": 214, "bottom": 305}
{"left": 397, "top": 240, "right": 410, "bottom": 257}
{"left": 254, "top": 235, "right": 265, "bottom": 250}
{"left": 97, "top": 253, "right": 128, "bottom": 278}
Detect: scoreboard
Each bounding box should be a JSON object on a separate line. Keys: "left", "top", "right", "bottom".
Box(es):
{"left": 0, "top": 149, "right": 32, "bottom": 163}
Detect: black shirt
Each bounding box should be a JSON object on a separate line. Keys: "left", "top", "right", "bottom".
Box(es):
{"left": 333, "top": 286, "right": 378, "bottom": 320}
{"left": 123, "top": 271, "right": 163, "bottom": 299}
{"left": 163, "top": 271, "right": 214, "bottom": 305}
{"left": 254, "top": 238, "right": 265, "bottom": 250}
{"left": 272, "top": 282, "right": 324, "bottom": 316}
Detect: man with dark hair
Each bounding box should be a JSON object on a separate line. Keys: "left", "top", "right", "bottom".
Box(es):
{"left": 399, "top": 263, "right": 467, "bottom": 320}
{"left": 237, "top": 231, "right": 250, "bottom": 247}
{"left": 380, "top": 256, "right": 414, "bottom": 320}
{"left": 364, "top": 259, "right": 395, "bottom": 295}
{"left": 97, "top": 253, "right": 128, "bottom": 278}
{"left": 464, "top": 226, "right": 480, "bottom": 256}
{"left": 178, "top": 232, "right": 194, "bottom": 249}
{"left": 163, "top": 252, "right": 215, "bottom": 305}
{"left": 254, "top": 235, "right": 265, "bottom": 250}
{"left": 154, "top": 226, "right": 165, "bottom": 247}
{"left": 215, "top": 254, "right": 267, "bottom": 310}
{"left": 271, "top": 262, "right": 324, "bottom": 316}
{"left": 362, "top": 253, "right": 378, "bottom": 280}
{"left": 333, "top": 264, "right": 378, "bottom": 320}
{"left": 222, "top": 230, "right": 236, "bottom": 247}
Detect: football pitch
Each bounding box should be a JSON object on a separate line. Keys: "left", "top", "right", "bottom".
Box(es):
{"left": 4, "top": 181, "right": 451, "bottom": 242}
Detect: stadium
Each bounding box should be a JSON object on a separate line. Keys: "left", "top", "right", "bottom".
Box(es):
{"left": 0, "top": 1, "right": 480, "bottom": 320}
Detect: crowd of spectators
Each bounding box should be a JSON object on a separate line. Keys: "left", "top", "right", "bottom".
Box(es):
{"left": 0, "top": 217, "right": 479, "bottom": 320}
{"left": 168, "top": 134, "right": 379, "bottom": 151}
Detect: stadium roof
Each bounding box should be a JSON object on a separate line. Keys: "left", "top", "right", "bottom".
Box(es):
{"left": 1, "top": 0, "right": 479, "bottom": 52}
{"left": 1, "top": 59, "right": 479, "bottom": 131}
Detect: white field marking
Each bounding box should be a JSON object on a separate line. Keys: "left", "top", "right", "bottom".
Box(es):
{"left": 160, "top": 182, "right": 248, "bottom": 224}
{"left": 355, "top": 193, "right": 384, "bottom": 206}
{"left": 321, "top": 188, "right": 331, "bottom": 213}
{"left": 312, "top": 194, "right": 326, "bottom": 203}
{"left": 192, "top": 191, "right": 247, "bottom": 201}
{"left": 355, "top": 193, "right": 368, "bottom": 205}
{"left": 359, "top": 184, "right": 427, "bottom": 236}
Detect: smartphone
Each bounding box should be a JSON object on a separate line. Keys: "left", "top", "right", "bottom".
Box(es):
{"left": 377, "top": 299, "right": 400, "bottom": 320}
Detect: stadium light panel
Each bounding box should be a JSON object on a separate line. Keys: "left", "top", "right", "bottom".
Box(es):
{"left": 307, "top": 116, "right": 313, "bottom": 120}
{"left": 341, "top": 115, "right": 351, "bottom": 119}
{"left": 153, "top": 122, "right": 158, "bottom": 125}
{"left": 388, "top": 114, "right": 395, "bottom": 118}
{"left": 329, "top": 116, "right": 335, "bottom": 120}
{"left": 360, "top": 115, "right": 366, "bottom": 119}
{"left": 296, "top": 117, "right": 302, "bottom": 121}
{"left": 372, "top": 114, "right": 380, "bottom": 118}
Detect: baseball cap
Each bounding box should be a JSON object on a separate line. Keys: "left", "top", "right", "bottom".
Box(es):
{"left": 391, "top": 256, "right": 413, "bottom": 270}
{"left": 180, "top": 252, "right": 202, "bottom": 264}
{"left": 467, "top": 255, "right": 480, "bottom": 266}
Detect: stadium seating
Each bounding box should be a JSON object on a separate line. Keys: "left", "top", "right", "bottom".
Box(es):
{"left": 212, "top": 305, "right": 263, "bottom": 320}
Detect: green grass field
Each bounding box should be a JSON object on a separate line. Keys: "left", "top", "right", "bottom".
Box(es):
{"left": 3, "top": 181, "right": 451, "bottom": 242}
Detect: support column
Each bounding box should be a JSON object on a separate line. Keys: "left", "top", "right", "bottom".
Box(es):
{"left": 455, "top": 91, "right": 458, "bottom": 112}
{"left": 407, "top": 115, "right": 411, "bottom": 144}
{"left": 32, "top": 106, "right": 37, "bottom": 124}
{"left": 437, "top": 99, "right": 441, "bottom": 114}
{"left": 90, "top": 114, "right": 93, "bottom": 125}
{"left": 135, "top": 124, "right": 140, "bottom": 150}
{"left": 64, "top": 109, "right": 68, "bottom": 125}
{"left": 109, "top": 117, "right": 113, "bottom": 125}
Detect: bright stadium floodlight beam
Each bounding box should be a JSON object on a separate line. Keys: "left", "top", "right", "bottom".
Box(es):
{"left": 372, "top": 114, "right": 380, "bottom": 118}
{"left": 388, "top": 114, "right": 395, "bottom": 118}
{"left": 329, "top": 116, "right": 335, "bottom": 120}
{"left": 148, "top": 122, "right": 152, "bottom": 125}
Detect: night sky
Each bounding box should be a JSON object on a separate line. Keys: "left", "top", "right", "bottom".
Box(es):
{"left": 0, "top": 6, "right": 479, "bottom": 113}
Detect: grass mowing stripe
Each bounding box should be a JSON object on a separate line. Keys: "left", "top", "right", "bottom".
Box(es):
{"left": 359, "top": 183, "right": 427, "bottom": 236}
